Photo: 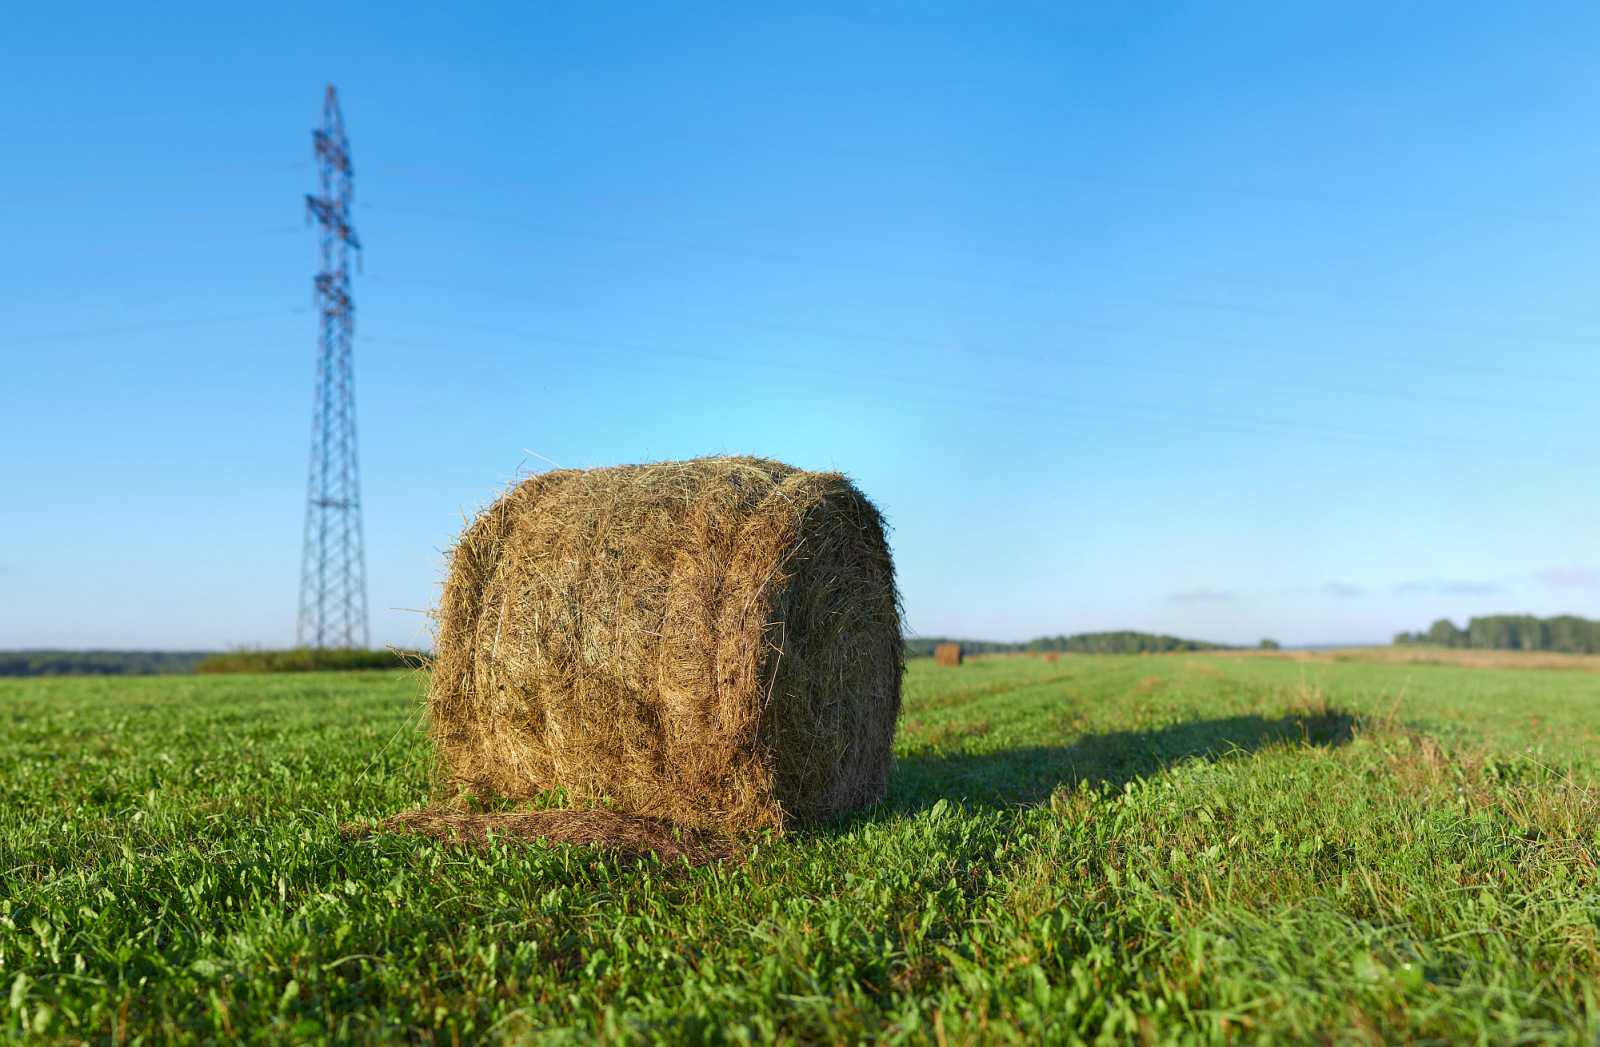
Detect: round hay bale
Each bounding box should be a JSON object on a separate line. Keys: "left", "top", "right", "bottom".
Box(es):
{"left": 428, "top": 456, "right": 902, "bottom": 831}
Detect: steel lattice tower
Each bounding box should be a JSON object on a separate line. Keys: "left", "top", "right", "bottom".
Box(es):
{"left": 297, "top": 85, "right": 369, "bottom": 649}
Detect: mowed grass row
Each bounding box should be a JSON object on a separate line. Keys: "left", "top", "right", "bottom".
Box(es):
{"left": 0, "top": 655, "right": 1596, "bottom": 1044}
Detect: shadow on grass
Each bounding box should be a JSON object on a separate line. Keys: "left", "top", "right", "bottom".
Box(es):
{"left": 887, "top": 707, "right": 1356, "bottom": 812}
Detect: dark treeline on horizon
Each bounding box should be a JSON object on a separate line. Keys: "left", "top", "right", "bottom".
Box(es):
{"left": 194, "top": 648, "right": 416, "bottom": 674}
{"left": 905, "top": 631, "right": 1233, "bottom": 658}
{"left": 0, "top": 651, "right": 215, "bottom": 677}
{"left": 1394, "top": 614, "right": 1600, "bottom": 653}
{"left": 0, "top": 649, "right": 420, "bottom": 676}
{"left": 9, "top": 635, "right": 1246, "bottom": 674}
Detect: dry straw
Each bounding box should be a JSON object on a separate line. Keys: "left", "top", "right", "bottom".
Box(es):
{"left": 424, "top": 455, "right": 902, "bottom": 833}
{"left": 934, "top": 643, "right": 963, "bottom": 667}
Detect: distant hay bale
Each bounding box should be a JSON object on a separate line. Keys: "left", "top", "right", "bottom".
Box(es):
{"left": 1043, "top": 652, "right": 1060, "bottom": 663}
{"left": 934, "top": 643, "right": 963, "bottom": 667}
{"left": 427, "top": 456, "right": 902, "bottom": 832}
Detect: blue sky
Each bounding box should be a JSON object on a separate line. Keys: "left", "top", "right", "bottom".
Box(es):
{"left": 6, "top": 2, "right": 1600, "bottom": 649}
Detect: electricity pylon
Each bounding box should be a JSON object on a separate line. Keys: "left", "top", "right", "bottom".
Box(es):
{"left": 297, "top": 85, "right": 369, "bottom": 649}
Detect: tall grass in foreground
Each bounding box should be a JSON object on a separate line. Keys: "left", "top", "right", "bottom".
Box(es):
{"left": 0, "top": 657, "right": 1595, "bottom": 1043}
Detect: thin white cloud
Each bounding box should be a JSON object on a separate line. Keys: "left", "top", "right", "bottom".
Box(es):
{"left": 1439, "top": 581, "right": 1504, "bottom": 595}
{"left": 1535, "top": 568, "right": 1596, "bottom": 588}
{"left": 1395, "top": 579, "right": 1504, "bottom": 596}
{"left": 1322, "top": 582, "right": 1366, "bottom": 598}
{"left": 1168, "top": 588, "right": 1235, "bottom": 602}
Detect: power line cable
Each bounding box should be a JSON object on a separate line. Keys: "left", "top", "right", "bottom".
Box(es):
{"left": 364, "top": 274, "right": 1599, "bottom": 417}
{"left": 372, "top": 167, "right": 1600, "bottom": 325}
{"left": 370, "top": 329, "right": 1588, "bottom": 466}
{"left": 360, "top": 318, "right": 1591, "bottom": 465}
{"left": 370, "top": 108, "right": 1599, "bottom": 224}
{"left": 0, "top": 162, "right": 309, "bottom": 209}
{"left": 0, "top": 308, "right": 306, "bottom": 349}
{"left": 0, "top": 207, "right": 287, "bottom": 248}
{"left": 365, "top": 207, "right": 1600, "bottom": 348}
{"left": 0, "top": 94, "right": 288, "bottom": 129}
{"left": 0, "top": 226, "right": 302, "bottom": 268}
{"left": 9, "top": 283, "right": 300, "bottom": 322}
{"left": 361, "top": 235, "right": 1600, "bottom": 386}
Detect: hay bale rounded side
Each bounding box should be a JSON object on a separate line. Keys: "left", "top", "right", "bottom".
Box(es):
{"left": 428, "top": 456, "right": 902, "bottom": 831}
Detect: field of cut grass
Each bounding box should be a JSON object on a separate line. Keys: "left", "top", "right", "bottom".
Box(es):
{"left": 1, "top": 654, "right": 1597, "bottom": 1044}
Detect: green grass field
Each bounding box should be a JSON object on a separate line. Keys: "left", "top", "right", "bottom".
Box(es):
{"left": 2, "top": 654, "right": 1597, "bottom": 1044}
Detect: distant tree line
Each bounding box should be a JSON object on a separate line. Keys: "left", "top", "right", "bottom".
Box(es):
{"left": 194, "top": 648, "right": 421, "bottom": 673}
{"left": 904, "top": 631, "right": 1232, "bottom": 659}
{"left": 0, "top": 648, "right": 426, "bottom": 676}
{"left": 0, "top": 651, "right": 214, "bottom": 677}
{"left": 1394, "top": 614, "right": 1600, "bottom": 653}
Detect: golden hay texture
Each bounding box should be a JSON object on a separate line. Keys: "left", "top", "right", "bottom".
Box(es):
{"left": 426, "top": 456, "right": 902, "bottom": 832}
{"left": 934, "top": 643, "right": 963, "bottom": 667}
